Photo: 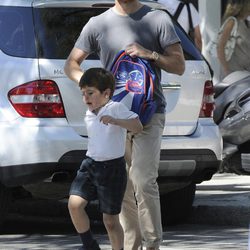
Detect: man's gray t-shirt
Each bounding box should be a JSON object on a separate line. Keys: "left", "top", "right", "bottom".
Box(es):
{"left": 75, "top": 5, "right": 180, "bottom": 112}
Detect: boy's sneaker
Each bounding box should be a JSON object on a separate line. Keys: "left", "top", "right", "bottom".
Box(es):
{"left": 91, "top": 240, "right": 101, "bottom": 250}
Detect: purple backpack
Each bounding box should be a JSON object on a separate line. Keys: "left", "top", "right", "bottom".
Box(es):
{"left": 110, "top": 50, "right": 157, "bottom": 125}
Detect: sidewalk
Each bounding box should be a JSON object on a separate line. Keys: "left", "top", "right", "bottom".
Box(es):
{"left": 187, "top": 173, "right": 250, "bottom": 227}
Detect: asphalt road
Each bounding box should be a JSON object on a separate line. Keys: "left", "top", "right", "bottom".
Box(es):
{"left": 0, "top": 173, "right": 249, "bottom": 249}
{"left": 189, "top": 172, "right": 250, "bottom": 227}
{"left": 0, "top": 222, "right": 248, "bottom": 250}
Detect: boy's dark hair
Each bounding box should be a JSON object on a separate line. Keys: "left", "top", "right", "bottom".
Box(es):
{"left": 79, "top": 68, "right": 115, "bottom": 97}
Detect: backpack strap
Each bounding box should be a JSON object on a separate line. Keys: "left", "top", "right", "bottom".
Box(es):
{"left": 173, "top": 2, "right": 185, "bottom": 21}
{"left": 230, "top": 17, "right": 238, "bottom": 37}
{"left": 186, "top": 3, "right": 194, "bottom": 33}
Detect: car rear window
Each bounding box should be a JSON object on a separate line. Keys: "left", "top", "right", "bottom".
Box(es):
{"left": 33, "top": 7, "right": 105, "bottom": 59}
{"left": 0, "top": 6, "right": 202, "bottom": 61}
{"left": 33, "top": 7, "right": 202, "bottom": 61}
{"left": 0, "top": 6, "right": 36, "bottom": 58}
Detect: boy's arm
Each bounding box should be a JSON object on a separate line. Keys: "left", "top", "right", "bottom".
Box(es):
{"left": 100, "top": 116, "right": 143, "bottom": 134}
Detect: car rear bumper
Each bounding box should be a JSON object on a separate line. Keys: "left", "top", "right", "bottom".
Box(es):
{"left": 158, "top": 119, "right": 222, "bottom": 193}
{"left": 158, "top": 148, "right": 221, "bottom": 194}
{"left": 0, "top": 150, "right": 87, "bottom": 187}
{"left": 159, "top": 148, "right": 221, "bottom": 179}
{"left": 0, "top": 119, "right": 222, "bottom": 189}
{"left": 0, "top": 162, "right": 58, "bottom": 187}
{"left": 0, "top": 146, "right": 221, "bottom": 187}
{"left": 0, "top": 120, "right": 87, "bottom": 186}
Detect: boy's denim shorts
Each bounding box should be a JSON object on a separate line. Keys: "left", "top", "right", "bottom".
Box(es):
{"left": 69, "top": 156, "right": 127, "bottom": 215}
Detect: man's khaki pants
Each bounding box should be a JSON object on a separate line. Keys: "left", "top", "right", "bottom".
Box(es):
{"left": 120, "top": 113, "right": 165, "bottom": 250}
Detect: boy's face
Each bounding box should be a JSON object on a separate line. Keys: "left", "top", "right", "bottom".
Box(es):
{"left": 81, "top": 86, "right": 109, "bottom": 112}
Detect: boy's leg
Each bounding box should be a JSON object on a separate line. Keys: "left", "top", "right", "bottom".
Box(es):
{"left": 68, "top": 195, "right": 89, "bottom": 232}
{"left": 68, "top": 195, "right": 100, "bottom": 250}
{"left": 69, "top": 158, "right": 100, "bottom": 249}
{"left": 96, "top": 157, "right": 127, "bottom": 250}
{"left": 103, "top": 213, "right": 124, "bottom": 250}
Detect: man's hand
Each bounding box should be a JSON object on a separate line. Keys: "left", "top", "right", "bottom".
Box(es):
{"left": 125, "top": 42, "right": 185, "bottom": 76}
{"left": 125, "top": 43, "right": 152, "bottom": 60}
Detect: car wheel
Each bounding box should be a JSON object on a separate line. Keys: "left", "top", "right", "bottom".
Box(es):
{"left": 225, "top": 152, "right": 250, "bottom": 175}
{"left": 0, "top": 183, "right": 11, "bottom": 228}
{"left": 160, "top": 183, "right": 196, "bottom": 226}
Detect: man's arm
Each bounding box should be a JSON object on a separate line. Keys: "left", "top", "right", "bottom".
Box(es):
{"left": 125, "top": 42, "right": 185, "bottom": 75}
{"left": 156, "top": 43, "right": 185, "bottom": 75}
{"left": 64, "top": 47, "right": 89, "bottom": 84}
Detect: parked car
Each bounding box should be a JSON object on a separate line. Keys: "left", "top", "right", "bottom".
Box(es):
{"left": 0, "top": 0, "right": 222, "bottom": 226}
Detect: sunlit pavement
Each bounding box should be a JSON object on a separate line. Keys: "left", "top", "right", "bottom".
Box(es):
{"left": 0, "top": 224, "right": 248, "bottom": 250}
{"left": 188, "top": 173, "right": 250, "bottom": 227}
{"left": 1, "top": 173, "right": 249, "bottom": 249}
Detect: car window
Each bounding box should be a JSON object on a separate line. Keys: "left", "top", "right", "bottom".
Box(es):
{"left": 0, "top": 7, "right": 36, "bottom": 58}
{"left": 0, "top": 6, "right": 202, "bottom": 61}
{"left": 33, "top": 7, "right": 105, "bottom": 59}
{"left": 33, "top": 7, "right": 202, "bottom": 61}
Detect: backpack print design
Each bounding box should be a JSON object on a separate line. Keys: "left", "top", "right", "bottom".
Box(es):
{"left": 110, "top": 50, "right": 157, "bottom": 125}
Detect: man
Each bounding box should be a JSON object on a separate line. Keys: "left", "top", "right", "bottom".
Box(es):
{"left": 64, "top": 1, "right": 185, "bottom": 249}
{"left": 158, "top": 0, "right": 203, "bottom": 51}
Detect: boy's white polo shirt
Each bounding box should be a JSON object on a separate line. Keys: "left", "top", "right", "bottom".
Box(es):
{"left": 85, "top": 100, "right": 138, "bottom": 161}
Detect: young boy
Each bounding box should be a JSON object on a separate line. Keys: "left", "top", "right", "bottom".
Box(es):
{"left": 68, "top": 68, "right": 143, "bottom": 250}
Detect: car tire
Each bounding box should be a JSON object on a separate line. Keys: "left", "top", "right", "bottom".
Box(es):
{"left": 224, "top": 152, "right": 250, "bottom": 175}
{"left": 0, "top": 183, "right": 11, "bottom": 229}
{"left": 160, "top": 183, "right": 196, "bottom": 226}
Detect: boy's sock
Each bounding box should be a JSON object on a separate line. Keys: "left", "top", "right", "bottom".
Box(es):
{"left": 79, "top": 229, "right": 94, "bottom": 249}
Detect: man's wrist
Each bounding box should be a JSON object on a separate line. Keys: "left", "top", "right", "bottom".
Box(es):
{"left": 151, "top": 51, "right": 160, "bottom": 61}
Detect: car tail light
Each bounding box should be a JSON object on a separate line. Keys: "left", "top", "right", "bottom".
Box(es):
{"left": 199, "top": 80, "right": 215, "bottom": 118}
{"left": 8, "top": 80, "right": 66, "bottom": 118}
